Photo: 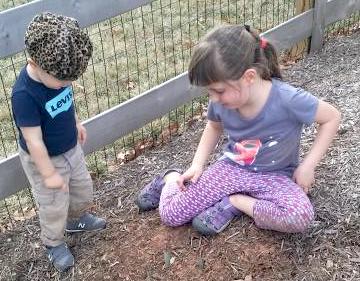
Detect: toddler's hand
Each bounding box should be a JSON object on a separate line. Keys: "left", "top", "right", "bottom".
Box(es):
{"left": 177, "top": 164, "right": 203, "bottom": 191}
{"left": 43, "top": 172, "right": 68, "bottom": 192}
{"left": 292, "top": 163, "right": 315, "bottom": 194}
{"left": 77, "top": 123, "right": 87, "bottom": 145}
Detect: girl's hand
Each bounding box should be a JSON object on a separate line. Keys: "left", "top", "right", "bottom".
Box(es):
{"left": 76, "top": 123, "right": 87, "bottom": 145}
{"left": 43, "top": 172, "right": 68, "bottom": 192}
{"left": 177, "top": 164, "right": 204, "bottom": 191}
{"left": 292, "top": 163, "right": 315, "bottom": 194}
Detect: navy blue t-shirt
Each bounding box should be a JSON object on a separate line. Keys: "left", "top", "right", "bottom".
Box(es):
{"left": 11, "top": 66, "right": 77, "bottom": 156}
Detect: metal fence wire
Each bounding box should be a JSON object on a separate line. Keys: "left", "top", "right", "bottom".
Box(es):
{"left": 0, "top": 0, "right": 359, "bottom": 228}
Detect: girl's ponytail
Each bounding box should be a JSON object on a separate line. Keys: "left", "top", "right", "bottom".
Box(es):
{"left": 262, "top": 39, "right": 282, "bottom": 79}
{"left": 245, "top": 25, "right": 282, "bottom": 80}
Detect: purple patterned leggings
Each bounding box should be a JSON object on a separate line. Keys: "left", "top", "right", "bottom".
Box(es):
{"left": 159, "top": 159, "right": 314, "bottom": 233}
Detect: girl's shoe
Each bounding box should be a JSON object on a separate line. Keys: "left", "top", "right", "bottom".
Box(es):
{"left": 192, "top": 196, "right": 242, "bottom": 236}
{"left": 135, "top": 168, "right": 182, "bottom": 211}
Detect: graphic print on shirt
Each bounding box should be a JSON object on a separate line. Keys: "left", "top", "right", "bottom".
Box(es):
{"left": 224, "top": 139, "right": 262, "bottom": 166}
{"left": 45, "top": 87, "right": 73, "bottom": 118}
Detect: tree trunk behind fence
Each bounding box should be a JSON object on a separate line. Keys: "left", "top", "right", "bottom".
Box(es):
{"left": 289, "top": 0, "right": 315, "bottom": 59}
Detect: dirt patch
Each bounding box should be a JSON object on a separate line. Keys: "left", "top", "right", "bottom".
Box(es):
{"left": 1, "top": 32, "right": 360, "bottom": 281}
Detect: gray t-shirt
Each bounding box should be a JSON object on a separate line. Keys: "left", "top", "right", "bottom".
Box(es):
{"left": 207, "top": 78, "right": 319, "bottom": 177}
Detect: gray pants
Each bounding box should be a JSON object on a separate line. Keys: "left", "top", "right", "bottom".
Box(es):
{"left": 19, "top": 143, "right": 93, "bottom": 247}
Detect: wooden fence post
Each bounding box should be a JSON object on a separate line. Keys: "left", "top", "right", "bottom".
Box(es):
{"left": 289, "top": 0, "right": 314, "bottom": 59}
{"left": 310, "top": 0, "right": 327, "bottom": 52}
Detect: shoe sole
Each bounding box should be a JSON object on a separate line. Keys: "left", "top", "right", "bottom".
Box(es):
{"left": 192, "top": 217, "right": 231, "bottom": 236}
{"left": 65, "top": 225, "right": 106, "bottom": 233}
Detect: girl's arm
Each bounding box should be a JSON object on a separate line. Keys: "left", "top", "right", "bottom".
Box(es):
{"left": 192, "top": 120, "right": 223, "bottom": 168}
{"left": 293, "top": 100, "right": 341, "bottom": 192}
{"left": 178, "top": 120, "right": 223, "bottom": 186}
{"left": 21, "top": 126, "right": 67, "bottom": 190}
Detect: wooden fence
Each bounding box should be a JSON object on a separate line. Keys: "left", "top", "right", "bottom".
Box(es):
{"left": 0, "top": 0, "right": 360, "bottom": 200}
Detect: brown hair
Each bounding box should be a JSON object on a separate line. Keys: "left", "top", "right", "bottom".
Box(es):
{"left": 188, "top": 25, "right": 282, "bottom": 86}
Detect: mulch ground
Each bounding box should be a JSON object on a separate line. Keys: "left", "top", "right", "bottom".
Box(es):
{"left": 1, "top": 32, "right": 359, "bottom": 281}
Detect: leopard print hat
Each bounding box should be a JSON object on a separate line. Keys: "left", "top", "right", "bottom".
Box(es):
{"left": 25, "top": 12, "right": 93, "bottom": 81}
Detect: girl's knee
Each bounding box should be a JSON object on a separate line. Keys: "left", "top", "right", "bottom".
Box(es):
{"left": 159, "top": 212, "right": 176, "bottom": 227}
{"left": 284, "top": 203, "right": 314, "bottom": 233}
{"left": 159, "top": 207, "right": 184, "bottom": 227}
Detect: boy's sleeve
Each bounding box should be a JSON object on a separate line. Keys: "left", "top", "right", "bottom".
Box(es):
{"left": 207, "top": 101, "right": 221, "bottom": 122}
{"left": 12, "top": 92, "right": 41, "bottom": 127}
{"left": 286, "top": 88, "right": 319, "bottom": 125}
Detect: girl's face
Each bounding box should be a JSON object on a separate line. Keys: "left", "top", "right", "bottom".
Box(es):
{"left": 207, "top": 76, "right": 252, "bottom": 109}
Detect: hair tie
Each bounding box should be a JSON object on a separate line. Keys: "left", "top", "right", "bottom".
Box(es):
{"left": 259, "top": 38, "right": 268, "bottom": 49}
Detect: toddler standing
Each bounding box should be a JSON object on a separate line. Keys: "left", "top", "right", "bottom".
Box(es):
{"left": 12, "top": 13, "right": 106, "bottom": 272}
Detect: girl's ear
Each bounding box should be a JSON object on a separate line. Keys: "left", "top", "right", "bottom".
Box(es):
{"left": 243, "top": 68, "right": 257, "bottom": 84}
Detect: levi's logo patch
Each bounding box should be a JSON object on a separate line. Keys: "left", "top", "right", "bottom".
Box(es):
{"left": 45, "top": 87, "right": 73, "bottom": 118}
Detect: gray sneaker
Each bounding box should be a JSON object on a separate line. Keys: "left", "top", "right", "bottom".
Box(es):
{"left": 65, "top": 212, "right": 106, "bottom": 233}
{"left": 46, "top": 243, "right": 74, "bottom": 272}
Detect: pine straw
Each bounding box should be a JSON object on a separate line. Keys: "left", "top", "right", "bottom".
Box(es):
{"left": 0, "top": 32, "right": 359, "bottom": 281}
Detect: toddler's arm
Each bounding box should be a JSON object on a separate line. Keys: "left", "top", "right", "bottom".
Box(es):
{"left": 75, "top": 113, "right": 87, "bottom": 145}
{"left": 21, "top": 126, "right": 67, "bottom": 191}
{"left": 293, "top": 100, "right": 341, "bottom": 192}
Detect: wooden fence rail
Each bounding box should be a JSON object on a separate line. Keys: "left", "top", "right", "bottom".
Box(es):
{"left": 0, "top": 0, "right": 155, "bottom": 58}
